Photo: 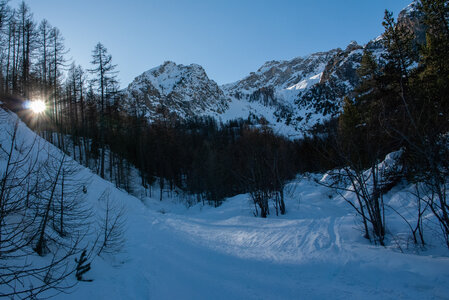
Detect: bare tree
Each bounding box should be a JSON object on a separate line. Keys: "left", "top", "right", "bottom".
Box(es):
{"left": 0, "top": 121, "right": 40, "bottom": 258}
{"left": 50, "top": 155, "right": 92, "bottom": 238}
{"left": 34, "top": 153, "right": 66, "bottom": 256}
{"left": 0, "top": 119, "right": 76, "bottom": 298}
{"left": 0, "top": 113, "right": 96, "bottom": 298}
{"left": 320, "top": 163, "right": 389, "bottom": 245}
{"left": 88, "top": 42, "right": 118, "bottom": 179}
{"left": 96, "top": 189, "right": 125, "bottom": 256}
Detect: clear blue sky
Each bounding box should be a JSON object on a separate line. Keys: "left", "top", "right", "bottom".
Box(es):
{"left": 12, "top": 0, "right": 410, "bottom": 87}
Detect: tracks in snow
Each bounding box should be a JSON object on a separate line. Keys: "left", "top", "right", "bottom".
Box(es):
{"left": 153, "top": 212, "right": 344, "bottom": 265}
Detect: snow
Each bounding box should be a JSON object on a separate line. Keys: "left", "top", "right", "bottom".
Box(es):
{"left": 1, "top": 107, "right": 448, "bottom": 299}
{"left": 67, "top": 177, "right": 449, "bottom": 300}
{"left": 217, "top": 56, "right": 332, "bottom": 137}
{"left": 138, "top": 61, "right": 186, "bottom": 95}
{"left": 214, "top": 97, "right": 300, "bottom": 137}
{"left": 124, "top": 60, "right": 229, "bottom": 120}
{"left": 403, "top": 1, "right": 418, "bottom": 14}
{"left": 286, "top": 72, "right": 322, "bottom": 91}
{"left": 123, "top": 44, "right": 361, "bottom": 138}
{"left": 128, "top": 61, "right": 215, "bottom": 98}
{"left": 53, "top": 176, "right": 447, "bottom": 299}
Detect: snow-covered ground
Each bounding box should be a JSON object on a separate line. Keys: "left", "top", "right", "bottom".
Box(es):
{"left": 1, "top": 107, "right": 448, "bottom": 299}
{"left": 66, "top": 177, "right": 449, "bottom": 300}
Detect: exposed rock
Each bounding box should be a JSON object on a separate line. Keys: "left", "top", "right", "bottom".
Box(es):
{"left": 122, "top": 2, "right": 423, "bottom": 136}
{"left": 398, "top": 1, "right": 426, "bottom": 45}
{"left": 123, "top": 61, "right": 229, "bottom": 120}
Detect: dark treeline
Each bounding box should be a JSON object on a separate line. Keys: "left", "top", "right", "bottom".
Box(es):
{"left": 50, "top": 97, "right": 303, "bottom": 213}
{"left": 103, "top": 115, "right": 300, "bottom": 212}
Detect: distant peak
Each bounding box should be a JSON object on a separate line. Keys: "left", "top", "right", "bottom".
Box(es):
{"left": 403, "top": 1, "right": 418, "bottom": 13}
{"left": 345, "top": 41, "right": 361, "bottom": 52}
{"left": 162, "top": 60, "right": 176, "bottom": 67}
{"left": 399, "top": 1, "right": 421, "bottom": 19}
{"left": 188, "top": 63, "right": 206, "bottom": 72}
{"left": 142, "top": 61, "right": 208, "bottom": 79}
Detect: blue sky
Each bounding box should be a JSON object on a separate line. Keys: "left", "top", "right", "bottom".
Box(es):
{"left": 12, "top": 0, "right": 410, "bottom": 87}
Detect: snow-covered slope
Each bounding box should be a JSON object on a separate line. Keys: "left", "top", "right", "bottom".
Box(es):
{"left": 0, "top": 107, "right": 149, "bottom": 297}
{"left": 222, "top": 42, "right": 368, "bottom": 133}
{"left": 68, "top": 176, "right": 449, "bottom": 299}
{"left": 1, "top": 107, "right": 448, "bottom": 299}
{"left": 221, "top": 49, "right": 340, "bottom": 134}
{"left": 222, "top": 50, "right": 338, "bottom": 99}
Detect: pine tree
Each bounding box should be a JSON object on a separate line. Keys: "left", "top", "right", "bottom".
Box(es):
{"left": 418, "top": 0, "right": 449, "bottom": 131}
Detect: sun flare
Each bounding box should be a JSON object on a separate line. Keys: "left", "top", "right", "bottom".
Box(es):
{"left": 29, "top": 100, "right": 46, "bottom": 114}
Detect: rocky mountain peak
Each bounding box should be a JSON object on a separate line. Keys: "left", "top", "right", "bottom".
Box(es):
{"left": 123, "top": 61, "right": 228, "bottom": 120}
{"left": 398, "top": 1, "right": 426, "bottom": 44}
{"left": 345, "top": 41, "right": 361, "bottom": 52}
{"left": 122, "top": 2, "right": 422, "bottom": 136}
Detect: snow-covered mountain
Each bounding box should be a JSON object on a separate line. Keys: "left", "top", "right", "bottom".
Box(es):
{"left": 222, "top": 41, "right": 381, "bottom": 133}
{"left": 122, "top": 43, "right": 371, "bottom": 135}
{"left": 221, "top": 49, "right": 341, "bottom": 130}
{"left": 123, "top": 61, "right": 229, "bottom": 120}
{"left": 122, "top": 2, "right": 422, "bottom": 135}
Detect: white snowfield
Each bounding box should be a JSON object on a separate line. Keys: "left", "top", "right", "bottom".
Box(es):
{"left": 69, "top": 181, "right": 449, "bottom": 300}
{"left": 0, "top": 107, "right": 448, "bottom": 300}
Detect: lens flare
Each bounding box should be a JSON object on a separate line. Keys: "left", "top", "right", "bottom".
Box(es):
{"left": 29, "top": 100, "right": 46, "bottom": 114}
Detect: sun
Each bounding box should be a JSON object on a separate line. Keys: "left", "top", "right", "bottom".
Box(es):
{"left": 29, "top": 100, "right": 46, "bottom": 114}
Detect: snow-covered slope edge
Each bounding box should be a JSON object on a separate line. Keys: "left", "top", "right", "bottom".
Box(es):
{"left": 0, "top": 107, "right": 150, "bottom": 298}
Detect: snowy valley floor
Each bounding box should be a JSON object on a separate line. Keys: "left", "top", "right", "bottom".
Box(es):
{"left": 65, "top": 177, "right": 449, "bottom": 300}
{"left": 1, "top": 108, "right": 447, "bottom": 299}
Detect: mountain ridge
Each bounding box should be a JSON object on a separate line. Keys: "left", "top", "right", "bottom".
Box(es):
{"left": 122, "top": 2, "right": 421, "bottom": 136}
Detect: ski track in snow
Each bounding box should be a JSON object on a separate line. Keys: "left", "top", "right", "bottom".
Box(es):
{"left": 66, "top": 178, "right": 449, "bottom": 300}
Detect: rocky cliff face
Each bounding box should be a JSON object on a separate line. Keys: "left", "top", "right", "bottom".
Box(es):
{"left": 292, "top": 40, "right": 386, "bottom": 128}
{"left": 398, "top": 1, "right": 426, "bottom": 45}
{"left": 223, "top": 50, "right": 339, "bottom": 97}
{"left": 123, "top": 61, "right": 229, "bottom": 120}
{"left": 221, "top": 40, "right": 385, "bottom": 132}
